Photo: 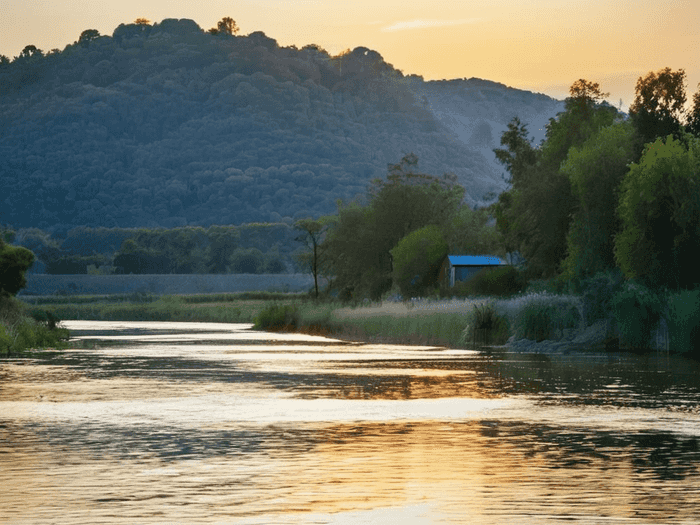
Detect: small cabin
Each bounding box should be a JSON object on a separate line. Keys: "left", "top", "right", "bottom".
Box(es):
{"left": 440, "top": 255, "right": 508, "bottom": 288}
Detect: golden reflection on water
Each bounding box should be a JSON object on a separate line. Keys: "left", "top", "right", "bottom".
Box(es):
{"left": 1, "top": 321, "right": 700, "bottom": 524}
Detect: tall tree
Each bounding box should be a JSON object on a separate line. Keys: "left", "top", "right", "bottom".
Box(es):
{"left": 560, "top": 121, "right": 636, "bottom": 282}
{"left": 491, "top": 79, "right": 620, "bottom": 278}
{"left": 615, "top": 134, "right": 700, "bottom": 290}
{"left": 629, "top": 67, "right": 687, "bottom": 147}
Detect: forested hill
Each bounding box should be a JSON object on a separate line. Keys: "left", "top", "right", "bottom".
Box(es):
{"left": 1, "top": 18, "right": 563, "bottom": 233}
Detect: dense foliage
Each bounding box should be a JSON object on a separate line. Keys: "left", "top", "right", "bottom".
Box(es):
{"left": 0, "top": 18, "right": 562, "bottom": 233}
{"left": 320, "top": 154, "right": 505, "bottom": 300}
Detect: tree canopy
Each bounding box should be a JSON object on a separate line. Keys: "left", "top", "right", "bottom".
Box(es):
{"left": 0, "top": 239, "right": 35, "bottom": 295}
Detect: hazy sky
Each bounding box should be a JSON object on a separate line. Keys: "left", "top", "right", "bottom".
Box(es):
{"left": 2, "top": 0, "right": 698, "bottom": 109}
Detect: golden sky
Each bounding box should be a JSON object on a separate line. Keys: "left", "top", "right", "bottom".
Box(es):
{"left": 2, "top": 0, "right": 698, "bottom": 109}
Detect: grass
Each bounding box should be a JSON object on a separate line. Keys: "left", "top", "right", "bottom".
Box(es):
{"left": 21, "top": 292, "right": 301, "bottom": 324}
{"left": 1, "top": 295, "right": 70, "bottom": 357}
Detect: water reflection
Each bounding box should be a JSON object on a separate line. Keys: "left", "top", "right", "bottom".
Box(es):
{"left": 1, "top": 321, "right": 700, "bottom": 524}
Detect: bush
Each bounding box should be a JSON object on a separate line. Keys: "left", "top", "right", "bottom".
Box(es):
{"left": 665, "top": 289, "right": 700, "bottom": 356}
{"left": 580, "top": 269, "right": 625, "bottom": 326}
{"left": 611, "top": 281, "right": 664, "bottom": 350}
{"left": 449, "top": 265, "right": 525, "bottom": 298}
{"left": 253, "top": 303, "right": 299, "bottom": 330}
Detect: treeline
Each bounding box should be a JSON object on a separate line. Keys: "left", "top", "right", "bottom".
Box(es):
{"left": 4, "top": 223, "right": 302, "bottom": 275}
{"left": 292, "top": 70, "right": 700, "bottom": 306}
{"left": 490, "top": 71, "right": 700, "bottom": 293}
{"left": 294, "top": 153, "right": 505, "bottom": 301}
{"left": 0, "top": 17, "right": 561, "bottom": 233}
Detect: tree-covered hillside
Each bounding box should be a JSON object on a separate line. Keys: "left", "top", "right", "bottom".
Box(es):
{"left": 1, "top": 17, "right": 562, "bottom": 233}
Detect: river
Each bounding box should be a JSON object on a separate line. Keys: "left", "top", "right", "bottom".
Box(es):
{"left": 2, "top": 320, "right": 700, "bottom": 524}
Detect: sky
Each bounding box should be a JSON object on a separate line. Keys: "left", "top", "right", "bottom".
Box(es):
{"left": 2, "top": 0, "right": 699, "bottom": 110}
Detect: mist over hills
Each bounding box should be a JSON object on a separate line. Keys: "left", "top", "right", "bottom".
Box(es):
{"left": 1, "top": 18, "right": 564, "bottom": 234}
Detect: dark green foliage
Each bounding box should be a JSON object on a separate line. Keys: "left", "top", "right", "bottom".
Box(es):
{"left": 391, "top": 225, "right": 448, "bottom": 298}
{"left": 450, "top": 265, "right": 524, "bottom": 298}
{"left": 0, "top": 240, "right": 35, "bottom": 295}
{"left": 629, "top": 68, "right": 687, "bottom": 148}
{"left": 611, "top": 282, "right": 665, "bottom": 350}
{"left": 491, "top": 81, "right": 621, "bottom": 279}
{"left": 323, "top": 154, "right": 472, "bottom": 301}
{"left": 253, "top": 303, "right": 299, "bottom": 330}
{"left": 517, "top": 302, "right": 556, "bottom": 342}
{"left": 560, "top": 122, "right": 636, "bottom": 282}
{"left": 230, "top": 248, "right": 265, "bottom": 274}
{"left": 665, "top": 289, "right": 700, "bottom": 356}
{"left": 579, "top": 269, "right": 625, "bottom": 326}
{"left": 615, "top": 135, "right": 700, "bottom": 290}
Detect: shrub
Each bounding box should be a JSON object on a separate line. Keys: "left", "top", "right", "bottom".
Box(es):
{"left": 580, "top": 269, "right": 625, "bottom": 325}
{"left": 450, "top": 265, "right": 525, "bottom": 298}
{"left": 611, "top": 281, "right": 664, "bottom": 350}
{"left": 253, "top": 303, "right": 299, "bottom": 330}
{"left": 665, "top": 289, "right": 700, "bottom": 356}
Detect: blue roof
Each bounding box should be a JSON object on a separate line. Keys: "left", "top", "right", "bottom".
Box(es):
{"left": 448, "top": 255, "right": 507, "bottom": 266}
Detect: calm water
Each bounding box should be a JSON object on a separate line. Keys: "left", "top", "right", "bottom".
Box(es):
{"left": 2, "top": 321, "right": 700, "bottom": 524}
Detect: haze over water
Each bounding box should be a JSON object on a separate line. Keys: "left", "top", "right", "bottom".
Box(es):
{"left": 2, "top": 321, "right": 700, "bottom": 523}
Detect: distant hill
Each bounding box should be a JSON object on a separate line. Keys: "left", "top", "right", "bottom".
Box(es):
{"left": 0, "top": 18, "right": 564, "bottom": 234}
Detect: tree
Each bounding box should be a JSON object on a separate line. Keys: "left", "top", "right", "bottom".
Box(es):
{"left": 490, "top": 79, "right": 620, "bottom": 278}
{"left": 615, "top": 134, "right": 700, "bottom": 290}
{"left": 560, "top": 121, "right": 636, "bottom": 282}
{"left": 134, "top": 18, "right": 151, "bottom": 25}
{"left": 18, "top": 45, "right": 43, "bottom": 59}
{"left": 391, "top": 225, "right": 448, "bottom": 298}
{"left": 209, "top": 17, "right": 239, "bottom": 35}
{"left": 294, "top": 218, "right": 329, "bottom": 298}
{"left": 687, "top": 85, "right": 700, "bottom": 137}
{"left": 492, "top": 117, "right": 538, "bottom": 186}
{"left": 322, "top": 154, "right": 465, "bottom": 300}
{"left": 0, "top": 239, "right": 35, "bottom": 296}
{"left": 629, "top": 67, "right": 687, "bottom": 147}
{"left": 78, "top": 29, "right": 100, "bottom": 46}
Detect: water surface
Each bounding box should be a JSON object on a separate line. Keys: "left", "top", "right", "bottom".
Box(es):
{"left": 2, "top": 321, "right": 700, "bottom": 524}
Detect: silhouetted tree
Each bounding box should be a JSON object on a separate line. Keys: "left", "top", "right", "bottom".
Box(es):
{"left": 18, "top": 45, "right": 43, "bottom": 59}
{"left": 295, "top": 218, "right": 329, "bottom": 298}
{"left": 134, "top": 18, "right": 151, "bottom": 25}
{"left": 629, "top": 67, "right": 687, "bottom": 146}
{"left": 209, "top": 17, "right": 239, "bottom": 35}
{"left": 78, "top": 29, "right": 100, "bottom": 46}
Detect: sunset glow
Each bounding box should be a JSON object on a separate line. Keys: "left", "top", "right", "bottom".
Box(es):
{"left": 2, "top": 0, "right": 698, "bottom": 108}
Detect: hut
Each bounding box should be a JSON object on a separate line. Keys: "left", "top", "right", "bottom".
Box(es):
{"left": 440, "top": 255, "right": 508, "bottom": 288}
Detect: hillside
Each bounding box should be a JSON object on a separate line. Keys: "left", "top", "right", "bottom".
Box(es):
{"left": 0, "top": 18, "right": 564, "bottom": 233}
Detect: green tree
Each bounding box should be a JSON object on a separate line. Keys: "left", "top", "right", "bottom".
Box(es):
{"left": 629, "top": 67, "right": 687, "bottom": 147}
{"left": 491, "top": 79, "right": 619, "bottom": 278}
{"left": 560, "top": 121, "right": 636, "bottom": 282}
{"left": 391, "top": 225, "right": 448, "bottom": 298}
{"left": 0, "top": 239, "right": 35, "bottom": 296}
{"left": 322, "top": 154, "right": 465, "bottom": 300}
{"left": 615, "top": 134, "right": 700, "bottom": 290}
